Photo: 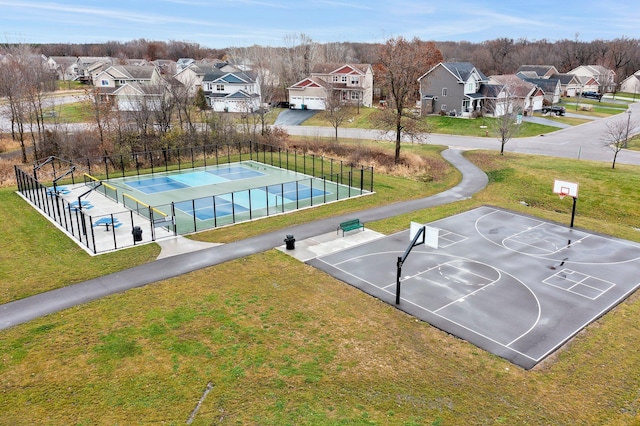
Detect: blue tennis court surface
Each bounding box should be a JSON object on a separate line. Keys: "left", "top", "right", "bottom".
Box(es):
{"left": 124, "top": 165, "right": 266, "bottom": 195}
{"left": 176, "top": 182, "right": 329, "bottom": 220}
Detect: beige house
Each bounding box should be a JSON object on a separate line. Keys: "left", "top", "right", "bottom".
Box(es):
{"left": 568, "top": 65, "right": 616, "bottom": 93}
{"left": 46, "top": 56, "right": 77, "bottom": 80}
{"left": 111, "top": 83, "right": 165, "bottom": 111}
{"left": 620, "top": 72, "right": 640, "bottom": 95}
{"left": 94, "top": 65, "right": 161, "bottom": 88}
{"left": 288, "top": 63, "right": 374, "bottom": 110}
{"left": 489, "top": 75, "right": 544, "bottom": 114}
{"left": 287, "top": 77, "right": 332, "bottom": 110}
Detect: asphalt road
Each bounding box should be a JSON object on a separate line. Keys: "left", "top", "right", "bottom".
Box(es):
{"left": 280, "top": 100, "right": 640, "bottom": 166}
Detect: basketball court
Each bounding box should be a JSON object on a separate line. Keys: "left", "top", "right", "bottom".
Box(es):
{"left": 307, "top": 206, "right": 640, "bottom": 369}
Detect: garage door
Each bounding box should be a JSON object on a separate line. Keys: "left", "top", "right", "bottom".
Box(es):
{"left": 290, "top": 96, "right": 325, "bottom": 110}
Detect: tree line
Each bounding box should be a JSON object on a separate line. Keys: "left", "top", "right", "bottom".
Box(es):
{"left": 2, "top": 34, "right": 639, "bottom": 167}
{"left": 4, "top": 35, "right": 639, "bottom": 80}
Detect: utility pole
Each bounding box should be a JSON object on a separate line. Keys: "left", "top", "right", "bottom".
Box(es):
{"left": 625, "top": 109, "right": 632, "bottom": 148}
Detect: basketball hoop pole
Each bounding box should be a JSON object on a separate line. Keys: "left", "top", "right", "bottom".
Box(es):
{"left": 396, "top": 225, "right": 426, "bottom": 304}
{"left": 570, "top": 196, "right": 577, "bottom": 228}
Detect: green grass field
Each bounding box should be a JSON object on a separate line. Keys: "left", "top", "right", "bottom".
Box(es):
{"left": 1, "top": 144, "right": 640, "bottom": 424}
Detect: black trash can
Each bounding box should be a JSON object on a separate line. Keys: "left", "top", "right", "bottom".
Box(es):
{"left": 132, "top": 226, "right": 143, "bottom": 243}
{"left": 284, "top": 234, "right": 295, "bottom": 250}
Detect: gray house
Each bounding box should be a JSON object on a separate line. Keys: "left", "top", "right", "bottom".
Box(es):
{"left": 417, "top": 62, "right": 517, "bottom": 117}
{"left": 418, "top": 62, "right": 491, "bottom": 116}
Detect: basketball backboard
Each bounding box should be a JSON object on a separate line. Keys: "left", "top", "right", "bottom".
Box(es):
{"left": 553, "top": 179, "right": 579, "bottom": 199}
{"left": 410, "top": 222, "right": 439, "bottom": 249}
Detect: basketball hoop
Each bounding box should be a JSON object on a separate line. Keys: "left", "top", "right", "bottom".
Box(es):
{"left": 559, "top": 191, "right": 568, "bottom": 200}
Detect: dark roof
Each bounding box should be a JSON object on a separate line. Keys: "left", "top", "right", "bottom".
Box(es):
{"left": 516, "top": 65, "right": 557, "bottom": 77}
{"left": 550, "top": 73, "right": 579, "bottom": 84}
{"left": 202, "top": 70, "right": 256, "bottom": 84}
{"left": 518, "top": 75, "right": 560, "bottom": 92}
{"left": 441, "top": 62, "right": 488, "bottom": 82}
{"left": 477, "top": 84, "right": 504, "bottom": 98}
{"left": 311, "top": 63, "right": 371, "bottom": 75}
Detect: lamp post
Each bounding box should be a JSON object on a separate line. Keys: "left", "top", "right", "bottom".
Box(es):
{"left": 625, "top": 109, "right": 632, "bottom": 148}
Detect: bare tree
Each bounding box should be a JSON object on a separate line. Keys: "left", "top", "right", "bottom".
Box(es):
{"left": 602, "top": 113, "right": 637, "bottom": 169}
{"left": 0, "top": 46, "right": 45, "bottom": 163}
{"left": 227, "top": 45, "right": 277, "bottom": 135}
{"left": 84, "top": 86, "right": 114, "bottom": 155}
{"left": 169, "top": 76, "right": 196, "bottom": 134}
{"left": 238, "top": 100, "right": 260, "bottom": 140}
{"left": 490, "top": 98, "right": 522, "bottom": 155}
{"left": 485, "top": 80, "right": 525, "bottom": 154}
{"left": 374, "top": 37, "right": 443, "bottom": 163}
{"left": 323, "top": 89, "right": 350, "bottom": 141}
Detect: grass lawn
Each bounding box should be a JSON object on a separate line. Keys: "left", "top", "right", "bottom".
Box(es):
{"left": 0, "top": 143, "right": 458, "bottom": 302}
{"left": 560, "top": 98, "right": 630, "bottom": 118}
{"left": 1, "top": 147, "right": 640, "bottom": 424}
{"left": 44, "top": 100, "right": 94, "bottom": 123}
{"left": 303, "top": 108, "right": 560, "bottom": 137}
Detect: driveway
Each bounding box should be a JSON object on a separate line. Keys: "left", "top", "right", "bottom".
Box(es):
{"left": 274, "top": 109, "right": 319, "bottom": 125}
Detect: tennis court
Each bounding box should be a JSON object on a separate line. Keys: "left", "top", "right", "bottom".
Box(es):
{"left": 103, "top": 160, "right": 356, "bottom": 234}
{"left": 308, "top": 206, "right": 640, "bottom": 369}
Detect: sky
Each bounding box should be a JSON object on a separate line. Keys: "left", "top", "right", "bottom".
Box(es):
{"left": 0, "top": 0, "right": 638, "bottom": 48}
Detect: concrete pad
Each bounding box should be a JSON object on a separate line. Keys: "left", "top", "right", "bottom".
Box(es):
{"left": 276, "top": 228, "right": 384, "bottom": 262}
{"left": 156, "top": 236, "right": 222, "bottom": 259}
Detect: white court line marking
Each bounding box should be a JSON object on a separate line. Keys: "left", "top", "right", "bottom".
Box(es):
{"left": 317, "top": 251, "right": 542, "bottom": 360}
{"left": 543, "top": 269, "right": 616, "bottom": 300}
{"left": 476, "top": 208, "right": 640, "bottom": 265}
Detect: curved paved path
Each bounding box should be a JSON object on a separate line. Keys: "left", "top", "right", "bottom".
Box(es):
{"left": 0, "top": 149, "right": 487, "bottom": 330}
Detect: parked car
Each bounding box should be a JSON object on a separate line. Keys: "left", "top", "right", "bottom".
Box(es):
{"left": 541, "top": 105, "right": 566, "bottom": 116}
{"left": 581, "top": 91, "right": 603, "bottom": 101}
{"left": 270, "top": 101, "right": 290, "bottom": 109}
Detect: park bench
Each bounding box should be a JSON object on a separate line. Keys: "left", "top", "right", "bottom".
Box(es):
{"left": 337, "top": 219, "right": 365, "bottom": 236}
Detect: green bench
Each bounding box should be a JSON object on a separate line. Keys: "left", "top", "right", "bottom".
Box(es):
{"left": 337, "top": 219, "right": 365, "bottom": 236}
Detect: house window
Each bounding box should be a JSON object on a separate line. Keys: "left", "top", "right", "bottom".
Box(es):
{"left": 351, "top": 91, "right": 359, "bottom": 100}
{"left": 442, "top": 88, "right": 448, "bottom": 96}
{"left": 333, "top": 76, "right": 340, "bottom": 82}
{"left": 350, "top": 76, "right": 359, "bottom": 85}
{"left": 101, "top": 80, "right": 108, "bottom": 86}
{"left": 341, "top": 76, "right": 347, "bottom": 83}
{"left": 216, "top": 84, "right": 224, "bottom": 91}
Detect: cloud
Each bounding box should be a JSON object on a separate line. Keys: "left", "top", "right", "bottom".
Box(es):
{"left": 0, "top": 1, "right": 227, "bottom": 27}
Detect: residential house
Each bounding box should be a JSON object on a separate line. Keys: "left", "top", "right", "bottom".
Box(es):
{"left": 173, "top": 61, "right": 241, "bottom": 94}
{"left": 516, "top": 74, "right": 562, "bottom": 105}
{"left": 574, "top": 75, "right": 600, "bottom": 94}
{"left": 489, "top": 75, "right": 544, "bottom": 114}
{"left": 111, "top": 83, "right": 165, "bottom": 111}
{"left": 568, "top": 65, "right": 616, "bottom": 93}
{"left": 46, "top": 56, "right": 77, "bottom": 80}
{"left": 76, "top": 56, "right": 113, "bottom": 83}
{"left": 198, "top": 64, "right": 261, "bottom": 113}
{"left": 620, "top": 71, "right": 640, "bottom": 95}
{"left": 287, "top": 63, "right": 374, "bottom": 110}
{"left": 418, "top": 62, "right": 494, "bottom": 116}
{"left": 515, "top": 65, "right": 559, "bottom": 79}
{"left": 176, "top": 58, "right": 195, "bottom": 73}
{"left": 287, "top": 77, "right": 332, "bottom": 110}
{"left": 550, "top": 73, "right": 582, "bottom": 97}
{"left": 94, "top": 65, "right": 161, "bottom": 89}
{"left": 151, "top": 59, "right": 177, "bottom": 76}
